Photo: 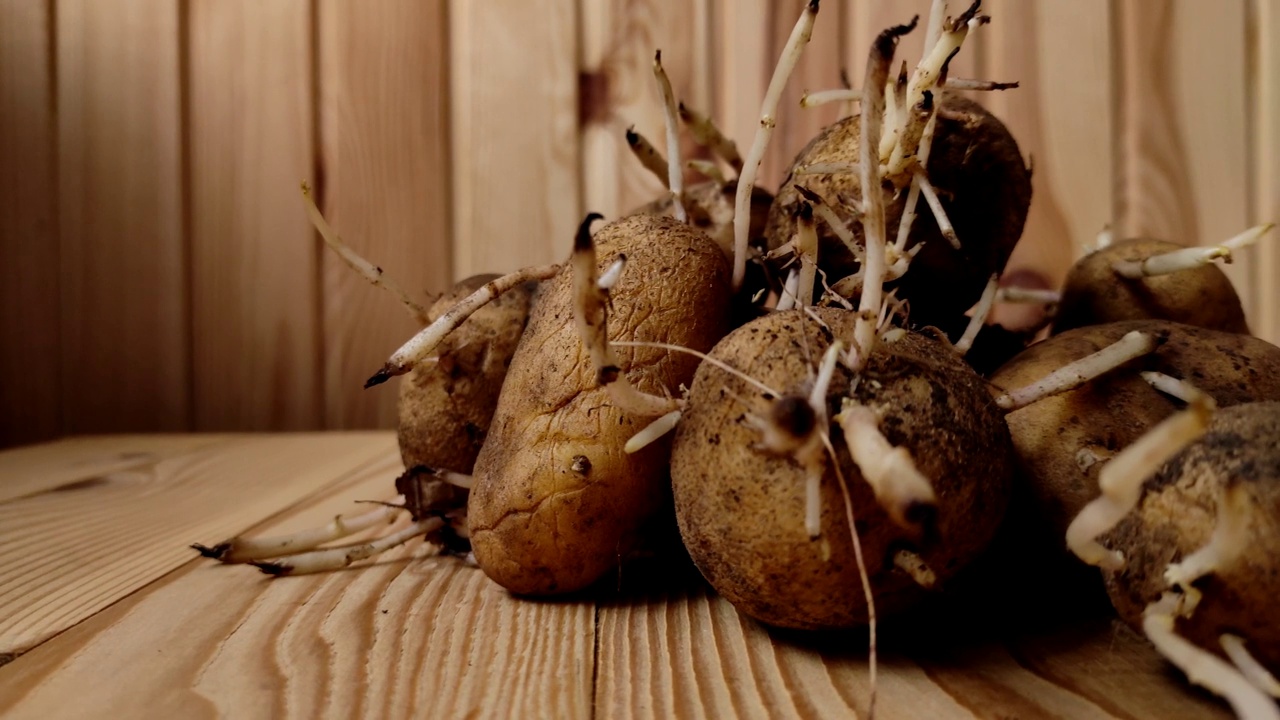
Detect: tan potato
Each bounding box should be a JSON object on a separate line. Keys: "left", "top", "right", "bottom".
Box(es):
{"left": 397, "top": 274, "right": 537, "bottom": 475}
{"left": 764, "top": 93, "right": 1031, "bottom": 326}
{"left": 467, "top": 214, "right": 732, "bottom": 595}
{"left": 990, "top": 320, "right": 1280, "bottom": 539}
{"left": 1102, "top": 402, "right": 1280, "bottom": 672}
{"left": 670, "top": 307, "right": 1014, "bottom": 630}
{"left": 1053, "top": 238, "right": 1249, "bottom": 334}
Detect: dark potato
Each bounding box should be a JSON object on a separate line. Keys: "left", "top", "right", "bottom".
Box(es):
{"left": 764, "top": 93, "right": 1032, "bottom": 327}
{"left": 671, "top": 307, "right": 1014, "bottom": 629}
{"left": 1053, "top": 238, "right": 1249, "bottom": 335}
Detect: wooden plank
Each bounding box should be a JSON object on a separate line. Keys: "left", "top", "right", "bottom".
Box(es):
{"left": 0, "top": 443, "right": 595, "bottom": 720}
{"left": 1115, "top": 1, "right": 1253, "bottom": 322}
{"left": 595, "top": 588, "right": 1232, "bottom": 719}
{"left": 0, "top": 0, "right": 60, "bottom": 449}
{"left": 0, "top": 434, "right": 235, "bottom": 504}
{"left": 981, "top": 0, "right": 1112, "bottom": 329}
{"left": 712, "top": 0, "right": 769, "bottom": 190}
{"left": 56, "top": 0, "right": 189, "bottom": 434}
{"left": 188, "top": 0, "right": 321, "bottom": 431}
{"left": 449, "top": 0, "right": 581, "bottom": 278}
{"left": 1255, "top": 0, "right": 1280, "bottom": 345}
{"left": 0, "top": 432, "right": 394, "bottom": 654}
{"left": 580, "top": 0, "right": 712, "bottom": 222}
{"left": 318, "top": 0, "right": 453, "bottom": 429}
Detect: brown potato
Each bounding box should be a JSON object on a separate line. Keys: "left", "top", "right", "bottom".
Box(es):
{"left": 670, "top": 307, "right": 1014, "bottom": 630}
{"left": 1102, "top": 402, "right": 1280, "bottom": 672}
{"left": 467, "top": 214, "right": 732, "bottom": 595}
{"left": 1053, "top": 238, "right": 1249, "bottom": 334}
{"left": 991, "top": 320, "right": 1280, "bottom": 539}
{"left": 764, "top": 93, "right": 1032, "bottom": 327}
{"left": 630, "top": 180, "right": 774, "bottom": 262}
{"left": 397, "top": 274, "right": 537, "bottom": 475}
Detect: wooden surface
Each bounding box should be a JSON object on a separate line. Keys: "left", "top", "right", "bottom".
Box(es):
{"left": 2, "top": 0, "right": 1278, "bottom": 445}
{"left": 0, "top": 434, "right": 1237, "bottom": 719}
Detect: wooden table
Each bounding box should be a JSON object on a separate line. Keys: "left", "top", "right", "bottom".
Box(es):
{"left": 0, "top": 433, "right": 1234, "bottom": 719}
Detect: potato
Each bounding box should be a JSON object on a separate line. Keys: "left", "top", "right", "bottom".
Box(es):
{"left": 670, "top": 307, "right": 1014, "bottom": 629}
{"left": 1102, "top": 402, "right": 1280, "bottom": 672}
{"left": 397, "top": 273, "right": 537, "bottom": 475}
{"left": 763, "top": 93, "right": 1032, "bottom": 326}
{"left": 990, "top": 320, "right": 1280, "bottom": 539}
{"left": 467, "top": 214, "right": 732, "bottom": 595}
{"left": 1053, "top": 238, "right": 1249, "bottom": 334}
{"left": 631, "top": 180, "right": 774, "bottom": 262}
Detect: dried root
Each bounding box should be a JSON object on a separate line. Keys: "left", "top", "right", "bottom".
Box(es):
{"left": 995, "top": 330, "right": 1156, "bottom": 411}
{"left": 678, "top": 101, "right": 743, "bottom": 172}
{"left": 733, "top": 0, "right": 821, "bottom": 290}
{"left": 301, "top": 182, "right": 429, "bottom": 324}
{"left": 625, "top": 126, "right": 670, "bottom": 187}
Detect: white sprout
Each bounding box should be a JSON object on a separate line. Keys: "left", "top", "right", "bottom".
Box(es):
{"left": 653, "top": 51, "right": 687, "bottom": 223}
{"left": 624, "top": 410, "right": 684, "bottom": 454}
{"left": 194, "top": 497, "right": 407, "bottom": 564}
{"left": 1112, "top": 223, "right": 1276, "bottom": 279}
{"left": 953, "top": 274, "right": 999, "bottom": 356}
{"left": 253, "top": 518, "right": 445, "bottom": 576}
{"left": 995, "top": 330, "right": 1156, "bottom": 411}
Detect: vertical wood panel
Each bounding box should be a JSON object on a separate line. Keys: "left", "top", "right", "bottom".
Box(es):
{"left": 1254, "top": 0, "right": 1280, "bottom": 344}
{"left": 711, "top": 0, "right": 769, "bottom": 186}
{"left": 580, "top": 0, "right": 712, "bottom": 222}
{"left": 0, "top": 0, "right": 59, "bottom": 447}
{"left": 450, "top": 0, "right": 581, "bottom": 278}
{"left": 319, "top": 0, "right": 453, "bottom": 429}
{"left": 983, "top": 0, "right": 1113, "bottom": 326}
{"left": 1115, "top": 0, "right": 1253, "bottom": 322}
{"left": 189, "top": 0, "right": 320, "bottom": 431}
{"left": 57, "top": 0, "right": 188, "bottom": 434}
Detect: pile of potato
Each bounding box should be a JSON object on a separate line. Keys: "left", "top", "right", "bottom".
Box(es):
{"left": 195, "top": 1, "right": 1280, "bottom": 716}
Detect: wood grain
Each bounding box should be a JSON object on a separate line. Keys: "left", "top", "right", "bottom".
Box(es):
{"left": 0, "top": 432, "right": 393, "bottom": 654}
{"left": 1254, "top": 0, "right": 1280, "bottom": 345}
{"left": 318, "top": 0, "right": 453, "bottom": 430}
{"left": 982, "top": 0, "right": 1112, "bottom": 329}
{"left": 1115, "top": 0, "right": 1252, "bottom": 320}
{"left": 596, "top": 587, "right": 1232, "bottom": 719}
{"left": 188, "top": 0, "right": 321, "bottom": 431}
{"left": 57, "top": 0, "right": 188, "bottom": 434}
{"left": 0, "top": 0, "right": 59, "bottom": 449}
{"left": 579, "top": 0, "right": 712, "bottom": 222}
{"left": 0, "top": 433, "right": 234, "bottom": 504}
{"left": 0, "top": 438, "right": 595, "bottom": 720}
{"left": 449, "top": 0, "right": 581, "bottom": 278}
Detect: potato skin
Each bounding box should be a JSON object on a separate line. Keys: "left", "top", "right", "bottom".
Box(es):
{"left": 764, "top": 94, "right": 1031, "bottom": 327}
{"left": 1102, "top": 402, "right": 1280, "bottom": 672}
{"left": 1053, "top": 238, "right": 1249, "bottom": 334}
{"left": 468, "top": 214, "right": 732, "bottom": 595}
{"left": 671, "top": 308, "right": 1014, "bottom": 629}
{"left": 991, "top": 320, "right": 1280, "bottom": 538}
{"left": 397, "top": 274, "right": 536, "bottom": 475}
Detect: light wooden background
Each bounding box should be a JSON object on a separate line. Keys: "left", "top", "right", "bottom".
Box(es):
{"left": 2, "top": 0, "right": 1277, "bottom": 448}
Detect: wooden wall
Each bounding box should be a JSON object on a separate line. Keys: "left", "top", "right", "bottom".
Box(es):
{"left": 1, "top": 0, "right": 1277, "bottom": 447}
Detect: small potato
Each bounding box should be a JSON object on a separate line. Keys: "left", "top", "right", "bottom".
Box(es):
{"left": 1103, "top": 402, "right": 1280, "bottom": 673}
{"left": 631, "top": 180, "right": 774, "bottom": 262}
{"left": 991, "top": 320, "right": 1280, "bottom": 538}
{"left": 764, "top": 93, "right": 1032, "bottom": 326}
{"left": 467, "top": 214, "right": 732, "bottom": 595}
{"left": 397, "top": 274, "right": 537, "bottom": 474}
{"left": 1053, "top": 238, "right": 1249, "bottom": 334}
{"left": 671, "top": 307, "right": 1014, "bottom": 630}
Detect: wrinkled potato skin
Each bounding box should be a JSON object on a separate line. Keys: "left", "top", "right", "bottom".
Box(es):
{"left": 671, "top": 308, "right": 1014, "bottom": 630}
{"left": 765, "top": 94, "right": 1031, "bottom": 327}
{"left": 1053, "top": 238, "right": 1249, "bottom": 334}
{"left": 991, "top": 320, "right": 1280, "bottom": 538}
{"left": 468, "top": 214, "right": 732, "bottom": 596}
{"left": 397, "top": 274, "right": 536, "bottom": 474}
{"left": 1102, "top": 402, "right": 1280, "bottom": 672}
{"left": 631, "top": 180, "right": 774, "bottom": 261}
